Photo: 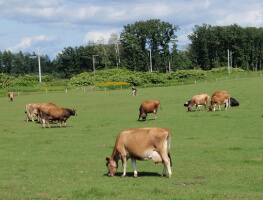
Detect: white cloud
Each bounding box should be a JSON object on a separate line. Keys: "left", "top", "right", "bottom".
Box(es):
{"left": 8, "top": 35, "right": 57, "bottom": 52}
{"left": 84, "top": 30, "right": 120, "bottom": 44}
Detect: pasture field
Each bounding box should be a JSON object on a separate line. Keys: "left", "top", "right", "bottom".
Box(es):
{"left": 0, "top": 77, "right": 263, "bottom": 200}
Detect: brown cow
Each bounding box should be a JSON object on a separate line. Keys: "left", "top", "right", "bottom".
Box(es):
{"left": 209, "top": 91, "right": 230, "bottom": 111}
{"left": 24, "top": 103, "right": 39, "bottom": 122}
{"left": 41, "top": 107, "right": 77, "bottom": 128}
{"left": 8, "top": 92, "right": 14, "bottom": 101}
{"left": 138, "top": 100, "right": 161, "bottom": 121}
{"left": 106, "top": 127, "right": 172, "bottom": 178}
{"left": 188, "top": 93, "right": 211, "bottom": 112}
{"left": 36, "top": 103, "right": 58, "bottom": 123}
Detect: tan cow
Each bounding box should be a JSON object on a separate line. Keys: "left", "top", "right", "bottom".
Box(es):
{"left": 106, "top": 127, "right": 172, "bottom": 178}
{"left": 8, "top": 92, "right": 14, "bottom": 101}
{"left": 188, "top": 93, "right": 211, "bottom": 112}
{"left": 209, "top": 91, "right": 230, "bottom": 111}
{"left": 24, "top": 103, "right": 39, "bottom": 122}
{"left": 138, "top": 100, "right": 161, "bottom": 121}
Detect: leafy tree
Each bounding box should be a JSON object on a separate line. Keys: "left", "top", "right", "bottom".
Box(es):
{"left": 120, "top": 19, "right": 179, "bottom": 72}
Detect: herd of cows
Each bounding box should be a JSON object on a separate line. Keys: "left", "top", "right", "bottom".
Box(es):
{"left": 7, "top": 89, "right": 239, "bottom": 178}
{"left": 24, "top": 103, "right": 77, "bottom": 128}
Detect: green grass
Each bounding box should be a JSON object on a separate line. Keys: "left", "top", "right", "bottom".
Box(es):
{"left": 0, "top": 77, "right": 263, "bottom": 199}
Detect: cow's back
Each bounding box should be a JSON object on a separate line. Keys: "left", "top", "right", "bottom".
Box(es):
{"left": 140, "top": 100, "right": 160, "bottom": 112}
{"left": 116, "top": 127, "right": 170, "bottom": 157}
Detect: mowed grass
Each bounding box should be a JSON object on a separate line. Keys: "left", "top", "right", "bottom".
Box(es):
{"left": 0, "top": 77, "right": 263, "bottom": 200}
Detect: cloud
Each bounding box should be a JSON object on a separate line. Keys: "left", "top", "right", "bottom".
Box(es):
{"left": 8, "top": 35, "right": 58, "bottom": 53}
{"left": 83, "top": 30, "right": 120, "bottom": 44}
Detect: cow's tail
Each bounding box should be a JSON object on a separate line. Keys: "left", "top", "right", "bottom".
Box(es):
{"left": 167, "top": 133, "right": 172, "bottom": 167}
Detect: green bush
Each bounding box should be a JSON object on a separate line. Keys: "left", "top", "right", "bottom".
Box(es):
{"left": 0, "top": 73, "right": 15, "bottom": 89}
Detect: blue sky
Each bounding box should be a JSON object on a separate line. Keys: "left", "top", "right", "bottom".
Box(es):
{"left": 1, "top": 0, "right": 263, "bottom": 59}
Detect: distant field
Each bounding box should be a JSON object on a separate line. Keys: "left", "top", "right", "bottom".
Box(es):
{"left": 0, "top": 77, "right": 263, "bottom": 199}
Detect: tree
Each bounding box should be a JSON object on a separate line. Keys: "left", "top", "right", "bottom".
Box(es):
{"left": 120, "top": 19, "right": 179, "bottom": 72}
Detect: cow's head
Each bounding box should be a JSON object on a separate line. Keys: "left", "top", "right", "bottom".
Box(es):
{"left": 106, "top": 157, "right": 118, "bottom": 176}
{"left": 141, "top": 113, "right": 147, "bottom": 121}
{"left": 70, "top": 109, "right": 77, "bottom": 116}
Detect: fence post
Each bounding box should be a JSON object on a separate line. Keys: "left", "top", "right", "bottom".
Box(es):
{"left": 18, "top": 91, "right": 19, "bottom": 96}
{"left": 84, "top": 87, "right": 86, "bottom": 92}
{"left": 216, "top": 78, "right": 217, "bottom": 82}
{"left": 105, "top": 87, "right": 106, "bottom": 91}
{"left": 46, "top": 89, "right": 47, "bottom": 94}
{"left": 121, "top": 86, "right": 122, "bottom": 90}
{"left": 195, "top": 80, "right": 196, "bottom": 84}
{"left": 145, "top": 84, "right": 146, "bottom": 88}
{"left": 66, "top": 88, "right": 67, "bottom": 93}
{"left": 226, "top": 77, "right": 227, "bottom": 80}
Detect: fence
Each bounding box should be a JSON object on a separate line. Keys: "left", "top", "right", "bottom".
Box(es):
{"left": 0, "top": 72, "right": 262, "bottom": 97}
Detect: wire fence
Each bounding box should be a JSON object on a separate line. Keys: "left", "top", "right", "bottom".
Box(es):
{"left": 1, "top": 72, "right": 262, "bottom": 97}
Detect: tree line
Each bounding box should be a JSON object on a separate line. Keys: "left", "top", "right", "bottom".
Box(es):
{"left": 0, "top": 20, "right": 262, "bottom": 79}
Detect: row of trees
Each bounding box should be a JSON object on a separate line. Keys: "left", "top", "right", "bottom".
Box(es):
{"left": 188, "top": 24, "right": 263, "bottom": 71}
{"left": 0, "top": 21, "right": 263, "bottom": 78}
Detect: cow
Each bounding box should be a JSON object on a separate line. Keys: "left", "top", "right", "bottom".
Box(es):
{"left": 106, "top": 127, "right": 172, "bottom": 178}
{"left": 209, "top": 91, "right": 230, "bottom": 111}
{"left": 8, "top": 92, "right": 14, "bottom": 101}
{"left": 41, "top": 107, "right": 77, "bottom": 128}
{"left": 138, "top": 100, "right": 161, "bottom": 121}
{"left": 36, "top": 103, "right": 58, "bottom": 123}
{"left": 132, "top": 88, "right": 137, "bottom": 96}
{"left": 188, "top": 93, "right": 211, "bottom": 112}
{"left": 24, "top": 103, "right": 39, "bottom": 122}
{"left": 229, "top": 97, "right": 239, "bottom": 107}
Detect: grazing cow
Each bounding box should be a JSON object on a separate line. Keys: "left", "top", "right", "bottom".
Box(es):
{"left": 24, "top": 103, "right": 39, "bottom": 122}
{"left": 132, "top": 88, "right": 137, "bottom": 96}
{"left": 188, "top": 93, "right": 211, "bottom": 112}
{"left": 106, "top": 127, "right": 172, "bottom": 178}
{"left": 8, "top": 92, "right": 14, "bottom": 101}
{"left": 36, "top": 103, "right": 58, "bottom": 123}
{"left": 138, "top": 100, "right": 161, "bottom": 121}
{"left": 209, "top": 91, "right": 230, "bottom": 111}
{"left": 41, "top": 107, "right": 77, "bottom": 128}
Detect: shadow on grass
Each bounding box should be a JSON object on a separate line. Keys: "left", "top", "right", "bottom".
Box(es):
{"left": 104, "top": 171, "right": 162, "bottom": 177}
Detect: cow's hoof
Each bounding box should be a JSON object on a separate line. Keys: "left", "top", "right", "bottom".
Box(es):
{"left": 133, "top": 175, "right": 138, "bottom": 178}
{"left": 161, "top": 174, "right": 166, "bottom": 177}
{"left": 121, "top": 175, "right": 126, "bottom": 178}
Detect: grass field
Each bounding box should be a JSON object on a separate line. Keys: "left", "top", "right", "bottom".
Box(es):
{"left": 0, "top": 77, "right": 263, "bottom": 199}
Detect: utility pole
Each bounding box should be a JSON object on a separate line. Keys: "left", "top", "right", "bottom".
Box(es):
{"left": 38, "top": 49, "right": 41, "bottom": 83}
{"left": 150, "top": 49, "right": 152, "bottom": 72}
{"left": 228, "top": 49, "right": 230, "bottom": 74}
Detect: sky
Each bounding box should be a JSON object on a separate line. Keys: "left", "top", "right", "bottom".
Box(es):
{"left": 1, "top": 0, "right": 263, "bottom": 59}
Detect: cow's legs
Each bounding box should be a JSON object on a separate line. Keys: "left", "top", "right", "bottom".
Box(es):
{"left": 160, "top": 152, "right": 172, "bottom": 178}
{"left": 131, "top": 158, "right": 138, "bottom": 178}
{"left": 218, "top": 104, "right": 221, "bottom": 111}
{"left": 154, "top": 107, "right": 159, "bottom": 120}
{"left": 121, "top": 156, "right": 127, "bottom": 177}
